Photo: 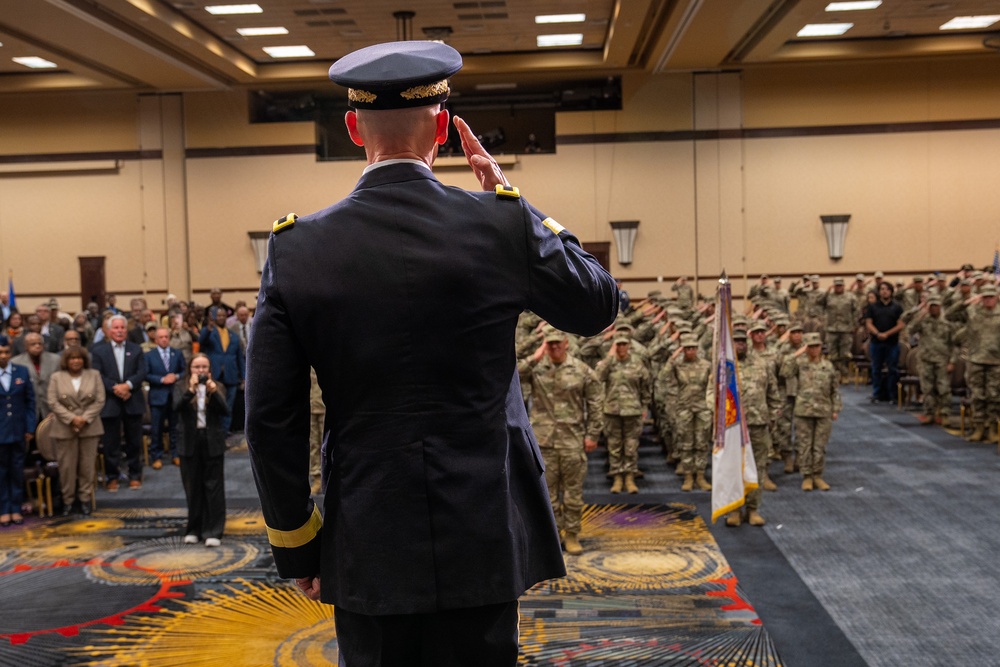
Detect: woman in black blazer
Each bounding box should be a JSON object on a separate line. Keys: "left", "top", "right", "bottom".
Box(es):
{"left": 173, "top": 353, "right": 229, "bottom": 547}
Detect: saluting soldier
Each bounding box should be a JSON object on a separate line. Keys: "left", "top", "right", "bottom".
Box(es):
{"left": 747, "top": 322, "right": 780, "bottom": 489}
{"left": 955, "top": 284, "right": 1000, "bottom": 442}
{"left": 672, "top": 277, "right": 695, "bottom": 311}
{"left": 820, "top": 277, "right": 860, "bottom": 382}
{"left": 519, "top": 326, "right": 603, "bottom": 555}
{"left": 660, "top": 334, "right": 712, "bottom": 492}
{"left": 727, "top": 329, "right": 781, "bottom": 526}
{"left": 904, "top": 296, "right": 958, "bottom": 425}
{"left": 597, "top": 332, "right": 651, "bottom": 494}
{"left": 782, "top": 333, "right": 841, "bottom": 492}
{"left": 245, "top": 40, "right": 619, "bottom": 663}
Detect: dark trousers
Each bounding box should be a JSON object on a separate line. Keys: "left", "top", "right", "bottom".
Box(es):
{"left": 334, "top": 600, "right": 519, "bottom": 667}
{"left": 869, "top": 340, "right": 900, "bottom": 402}
{"left": 221, "top": 384, "right": 238, "bottom": 433}
{"left": 149, "top": 403, "right": 180, "bottom": 461}
{"left": 0, "top": 441, "right": 25, "bottom": 515}
{"left": 102, "top": 413, "right": 144, "bottom": 481}
{"left": 180, "top": 430, "right": 226, "bottom": 539}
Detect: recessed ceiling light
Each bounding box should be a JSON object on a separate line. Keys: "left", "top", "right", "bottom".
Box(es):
{"left": 537, "top": 33, "right": 583, "bottom": 47}
{"left": 535, "top": 14, "right": 586, "bottom": 24}
{"left": 263, "top": 45, "right": 315, "bottom": 58}
{"left": 940, "top": 15, "right": 1000, "bottom": 30}
{"left": 797, "top": 23, "right": 854, "bottom": 37}
{"left": 825, "top": 1, "right": 881, "bottom": 10}
{"left": 205, "top": 4, "right": 263, "bottom": 15}
{"left": 13, "top": 56, "right": 57, "bottom": 68}
{"left": 237, "top": 26, "right": 288, "bottom": 36}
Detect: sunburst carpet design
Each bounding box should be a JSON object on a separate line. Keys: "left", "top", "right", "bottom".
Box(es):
{"left": 0, "top": 504, "right": 781, "bottom": 666}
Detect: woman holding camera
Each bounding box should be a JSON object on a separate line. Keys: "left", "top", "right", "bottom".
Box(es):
{"left": 174, "top": 353, "right": 229, "bottom": 547}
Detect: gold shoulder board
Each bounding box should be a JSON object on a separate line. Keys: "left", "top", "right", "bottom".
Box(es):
{"left": 495, "top": 185, "right": 520, "bottom": 200}
{"left": 272, "top": 213, "right": 298, "bottom": 233}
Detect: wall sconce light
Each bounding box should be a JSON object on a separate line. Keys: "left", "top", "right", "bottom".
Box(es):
{"left": 610, "top": 220, "right": 640, "bottom": 266}
{"left": 820, "top": 214, "right": 850, "bottom": 260}
{"left": 248, "top": 231, "right": 270, "bottom": 274}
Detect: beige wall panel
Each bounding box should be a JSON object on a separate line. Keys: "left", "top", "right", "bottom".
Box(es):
{"left": 0, "top": 92, "right": 139, "bottom": 155}
{"left": 743, "top": 58, "right": 1000, "bottom": 128}
{"left": 0, "top": 163, "right": 147, "bottom": 311}
{"left": 742, "top": 128, "right": 1000, "bottom": 276}
{"left": 184, "top": 91, "right": 315, "bottom": 149}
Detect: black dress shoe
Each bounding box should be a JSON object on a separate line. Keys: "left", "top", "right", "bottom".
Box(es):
{"left": 81, "top": 505, "right": 92, "bottom": 516}
{"left": 61, "top": 505, "right": 74, "bottom": 517}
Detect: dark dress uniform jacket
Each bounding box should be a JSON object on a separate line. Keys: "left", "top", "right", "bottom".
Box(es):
{"left": 246, "top": 162, "right": 619, "bottom": 616}
{"left": 0, "top": 364, "right": 36, "bottom": 442}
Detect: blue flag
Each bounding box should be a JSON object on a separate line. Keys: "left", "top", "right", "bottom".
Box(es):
{"left": 7, "top": 271, "right": 15, "bottom": 312}
{"left": 993, "top": 246, "right": 999, "bottom": 283}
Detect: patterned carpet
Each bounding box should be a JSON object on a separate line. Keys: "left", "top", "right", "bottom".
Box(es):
{"left": 0, "top": 503, "right": 781, "bottom": 666}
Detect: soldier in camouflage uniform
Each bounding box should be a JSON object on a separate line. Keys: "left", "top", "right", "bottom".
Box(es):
{"left": 820, "top": 277, "right": 860, "bottom": 382}
{"left": 792, "top": 275, "right": 826, "bottom": 335}
{"left": 781, "top": 332, "right": 841, "bottom": 492}
{"left": 900, "top": 275, "right": 925, "bottom": 313}
{"left": 727, "top": 329, "right": 781, "bottom": 526}
{"left": 904, "top": 296, "right": 958, "bottom": 425}
{"left": 747, "top": 322, "right": 780, "bottom": 490}
{"left": 596, "top": 332, "right": 652, "bottom": 494}
{"left": 955, "top": 284, "right": 1000, "bottom": 442}
{"left": 518, "top": 327, "right": 604, "bottom": 555}
{"left": 774, "top": 323, "right": 804, "bottom": 473}
{"left": 659, "top": 334, "right": 712, "bottom": 492}
{"left": 672, "top": 277, "right": 695, "bottom": 311}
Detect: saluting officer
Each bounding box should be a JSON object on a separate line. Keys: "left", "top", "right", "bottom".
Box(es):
{"left": 244, "top": 41, "right": 619, "bottom": 665}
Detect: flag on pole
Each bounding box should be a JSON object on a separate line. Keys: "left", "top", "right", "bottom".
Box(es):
{"left": 993, "top": 245, "right": 999, "bottom": 283}
{"left": 7, "top": 271, "right": 15, "bottom": 311}
{"left": 710, "top": 273, "right": 758, "bottom": 523}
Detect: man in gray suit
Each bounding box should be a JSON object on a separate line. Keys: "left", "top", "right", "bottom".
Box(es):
{"left": 12, "top": 332, "right": 60, "bottom": 420}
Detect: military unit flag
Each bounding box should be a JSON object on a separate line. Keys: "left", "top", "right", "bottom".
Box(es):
{"left": 710, "top": 274, "right": 758, "bottom": 523}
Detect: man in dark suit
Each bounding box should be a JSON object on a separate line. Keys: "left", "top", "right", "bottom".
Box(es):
{"left": 145, "top": 327, "right": 185, "bottom": 469}
{"left": 0, "top": 335, "right": 35, "bottom": 526}
{"left": 35, "top": 303, "right": 65, "bottom": 353}
{"left": 198, "top": 310, "right": 244, "bottom": 433}
{"left": 12, "top": 332, "right": 60, "bottom": 420}
{"left": 245, "top": 42, "right": 619, "bottom": 665}
{"left": 92, "top": 314, "right": 148, "bottom": 490}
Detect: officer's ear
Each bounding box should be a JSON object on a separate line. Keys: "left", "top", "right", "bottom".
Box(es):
{"left": 345, "top": 111, "right": 364, "bottom": 147}
{"left": 434, "top": 108, "right": 450, "bottom": 146}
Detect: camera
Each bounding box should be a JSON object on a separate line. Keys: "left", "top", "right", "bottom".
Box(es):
{"left": 198, "top": 374, "right": 209, "bottom": 384}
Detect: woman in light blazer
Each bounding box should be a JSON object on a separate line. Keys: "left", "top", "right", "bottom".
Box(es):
{"left": 47, "top": 346, "right": 105, "bottom": 515}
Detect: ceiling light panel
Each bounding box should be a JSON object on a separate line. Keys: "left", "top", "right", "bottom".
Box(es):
{"left": 263, "top": 45, "right": 315, "bottom": 57}
{"left": 797, "top": 23, "right": 854, "bottom": 37}
{"left": 13, "top": 56, "right": 57, "bottom": 68}
{"left": 825, "top": 1, "right": 881, "bottom": 10}
{"left": 939, "top": 15, "right": 1000, "bottom": 30}
{"left": 535, "top": 14, "right": 586, "bottom": 24}
{"left": 537, "top": 33, "right": 584, "bottom": 47}
{"left": 237, "top": 26, "right": 289, "bottom": 36}
{"left": 205, "top": 4, "right": 263, "bottom": 15}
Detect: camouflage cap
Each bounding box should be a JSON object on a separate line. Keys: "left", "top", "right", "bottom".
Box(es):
{"left": 810, "top": 274, "right": 821, "bottom": 281}
{"left": 804, "top": 332, "right": 822, "bottom": 346}
{"left": 773, "top": 276, "right": 783, "bottom": 283}
{"left": 855, "top": 273, "right": 865, "bottom": 280}
{"left": 913, "top": 275, "right": 924, "bottom": 283}
{"left": 732, "top": 329, "right": 748, "bottom": 341}
{"left": 675, "top": 323, "right": 694, "bottom": 334}
{"left": 980, "top": 284, "right": 998, "bottom": 297}
{"left": 787, "top": 323, "right": 804, "bottom": 333}
{"left": 680, "top": 334, "right": 700, "bottom": 348}
{"left": 542, "top": 325, "right": 567, "bottom": 343}
{"left": 613, "top": 332, "right": 632, "bottom": 344}
{"left": 760, "top": 273, "right": 769, "bottom": 280}
{"left": 833, "top": 277, "right": 844, "bottom": 285}
{"left": 875, "top": 270, "right": 885, "bottom": 278}
{"left": 647, "top": 290, "right": 663, "bottom": 299}
{"left": 748, "top": 322, "right": 768, "bottom": 334}
{"left": 616, "top": 322, "right": 635, "bottom": 333}
{"left": 926, "top": 296, "right": 943, "bottom": 306}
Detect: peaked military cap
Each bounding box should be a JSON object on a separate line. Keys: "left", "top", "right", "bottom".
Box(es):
{"left": 804, "top": 332, "right": 822, "bottom": 346}
{"left": 328, "top": 41, "right": 462, "bottom": 110}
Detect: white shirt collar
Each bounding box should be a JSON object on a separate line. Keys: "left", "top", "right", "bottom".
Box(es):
{"left": 363, "top": 158, "right": 431, "bottom": 175}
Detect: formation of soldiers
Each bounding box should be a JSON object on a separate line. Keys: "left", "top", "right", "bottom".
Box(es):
{"left": 516, "top": 265, "right": 1000, "bottom": 551}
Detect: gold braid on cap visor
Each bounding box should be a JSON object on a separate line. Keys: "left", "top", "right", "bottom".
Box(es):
{"left": 348, "top": 88, "right": 378, "bottom": 104}
{"left": 400, "top": 80, "right": 450, "bottom": 100}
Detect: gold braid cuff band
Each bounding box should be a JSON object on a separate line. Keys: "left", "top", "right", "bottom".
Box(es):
{"left": 266, "top": 504, "right": 323, "bottom": 549}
